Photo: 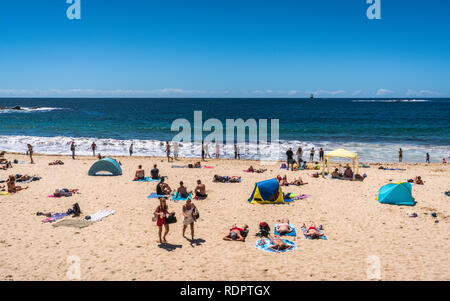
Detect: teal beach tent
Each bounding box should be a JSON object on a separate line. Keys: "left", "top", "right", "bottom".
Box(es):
{"left": 378, "top": 182, "right": 415, "bottom": 206}
{"left": 88, "top": 158, "right": 122, "bottom": 176}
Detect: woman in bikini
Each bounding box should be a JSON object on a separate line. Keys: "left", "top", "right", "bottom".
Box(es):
{"left": 302, "top": 223, "right": 324, "bottom": 239}
{"left": 7, "top": 175, "right": 28, "bottom": 193}
{"left": 267, "top": 235, "right": 293, "bottom": 251}
{"left": 290, "top": 176, "right": 307, "bottom": 186}
{"left": 223, "top": 225, "right": 248, "bottom": 242}
{"left": 27, "top": 144, "right": 34, "bottom": 164}
{"left": 276, "top": 218, "right": 293, "bottom": 235}
{"left": 154, "top": 198, "right": 170, "bottom": 243}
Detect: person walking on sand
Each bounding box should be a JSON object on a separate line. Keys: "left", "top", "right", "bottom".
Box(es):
{"left": 426, "top": 153, "right": 430, "bottom": 164}
{"left": 296, "top": 147, "right": 303, "bottom": 162}
{"left": 27, "top": 144, "right": 34, "bottom": 164}
{"left": 182, "top": 198, "right": 198, "bottom": 241}
{"left": 310, "top": 147, "right": 315, "bottom": 162}
{"left": 166, "top": 141, "right": 173, "bottom": 162}
{"left": 399, "top": 148, "right": 403, "bottom": 162}
{"left": 70, "top": 141, "right": 76, "bottom": 159}
{"left": 215, "top": 142, "right": 220, "bottom": 159}
{"left": 154, "top": 198, "right": 169, "bottom": 243}
{"left": 90, "top": 142, "right": 97, "bottom": 157}
{"left": 129, "top": 143, "right": 133, "bottom": 156}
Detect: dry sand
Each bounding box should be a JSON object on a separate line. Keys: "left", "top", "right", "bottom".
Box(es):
{"left": 0, "top": 153, "right": 449, "bottom": 281}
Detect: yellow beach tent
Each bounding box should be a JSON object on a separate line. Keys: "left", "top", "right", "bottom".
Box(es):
{"left": 322, "top": 148, "right": 359, "bottom": 180}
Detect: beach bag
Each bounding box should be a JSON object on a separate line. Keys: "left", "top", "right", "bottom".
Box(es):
{"left": 152, "top": 213, "right": 157, "bottom": 222}
{"left": 193, "top": 208, "right": 199, "bottom": 220}
{"left": 166, "top": 212, "right": 177, "bottom": 224}
{"left": 281, "top": 163, "right": 287, "bottom": 169}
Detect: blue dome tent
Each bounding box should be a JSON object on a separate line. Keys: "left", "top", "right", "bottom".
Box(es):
{"left": 88, "top": 158, "right": 122, "bottom": 176}
{"left": 378, "top": 182, "right": 415, "bottom": 206}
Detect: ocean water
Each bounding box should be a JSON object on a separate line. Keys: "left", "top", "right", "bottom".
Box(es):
{"left": 0, "top": 98, "right": 449, "bottom": 162}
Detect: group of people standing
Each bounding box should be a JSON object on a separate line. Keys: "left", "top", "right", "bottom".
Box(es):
{"left": 285, "top": 147, "right": 325, "bottom": 168}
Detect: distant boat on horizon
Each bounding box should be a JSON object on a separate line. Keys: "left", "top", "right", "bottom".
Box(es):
{"left": 310, "top": 93, "right": 314, "bottom": 99}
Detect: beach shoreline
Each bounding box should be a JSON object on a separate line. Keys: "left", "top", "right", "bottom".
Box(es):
{"left": 1, "top": 153, "right": 449, "bottom": 281}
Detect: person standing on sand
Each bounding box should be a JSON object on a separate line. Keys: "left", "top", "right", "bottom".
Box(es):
{"left": 129, "top": 143, "right": 133, "bottom": 156}
{"left": 182, "top": 198, "right": 198, "bottom": 241}
{"left": 90, "top": 142, "right": 97, "bottom": 157}
{"left": 310, "top": 147, "right": 315, "bottom": 162}
{"left": 399, "top": 148, "right": 403, "bottom": 162}
{"left": 166, "top": 141, "right": 173, "bottom": 162}
{"left": 286, "top": 148, "right": 294, "bottom": 169}
{"left": 27, "top": 144, "right": 34, "bottom": 164}
{"left": 173, "top": 141, "right": 179, "bottom": 160}
{"left": 201, "top": 141, "right": 206, "bottom": 161}
{"left": 70, "top": 141, "right": 76, "bottom": 159}
{"left": 426, "top": 153, "right": 430, "bottom": 164}
{"left": 319, "top": 148, "right": 324, "bottom": 161}
{"left": 296, "top": 147, "right": 303, "bottom": 162}
{"left": 154, "top": 198, "right": 169, "bottom": 243}
{"left": 205, "top": 142, "right": 211, "bottom": 159}
{"left": 215, "top": 142, "right": 220, "bottom": 159}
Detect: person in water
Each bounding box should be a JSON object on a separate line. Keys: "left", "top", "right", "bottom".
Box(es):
{"left": 90, "top": 142, "right": 97, "bottom": 157}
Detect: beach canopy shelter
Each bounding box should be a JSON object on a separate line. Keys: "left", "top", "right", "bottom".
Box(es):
{"left": 88, "top": 158, "right": 122, "bottom": 176}
{"left": 322, "top": 148, "right": 358, "bottom": 180}
{"left": 248, "top": 178, "right": 285, "bottom": 204}
{"left": 378, "top": 182, "right": 415, "bottom": 206}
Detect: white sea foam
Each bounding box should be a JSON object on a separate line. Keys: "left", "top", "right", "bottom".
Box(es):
{"left": 0, "top": 135, "right": 448, "bottom": 163}
{"left": 352, "top": 99, "right": 429, "bottom": 103}
{"left": 0, "top": 107, "right": 65, "bottom": 114}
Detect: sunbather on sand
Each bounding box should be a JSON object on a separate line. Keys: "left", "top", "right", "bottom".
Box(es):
{"left": 134, "top": 165, "right": 145, "bottom": 180}
{"left": 176, "top": 181, "right": 192, "bottom": 198}
{"left": 0, "top": 162, "right": 12, "bottom": 170}
{"left": 267, "top": 234, "right": 293, "bottom": 251}
{"left": 248, "top": 165, "right": 255, "bottom": 172}
{"left": 302, "top": 223, "right": 325, "bottom": 239}
{"left": 290, "top": 176, "right": 307, "bottom": 186}
{"left": 223, "top": 225, "right": 248, "bottom": 242}
{"left": 156, "top": 177, "right": 172, "bottom": 195}
{"left": 7, "top": 175, "right": 28, "bottom": 193}
{"left": 414, "top": 176, "right": 424, "bottom": 185}
{"left": 48, "top": 160, "right": 64, "bottom": 165}
{"left": 277, "top": 175, "right": 289, "bottom": 186}
{"left": 276, "top": 218, "right": 293, "bottom": 235}
{"left": 194, "top": 180, "right": 207, "bottom": 199}
{"left": 53, "top": 188, "right": 79, "bottom": 197}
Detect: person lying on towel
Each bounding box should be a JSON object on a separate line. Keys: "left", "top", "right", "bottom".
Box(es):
{"left": 276, "top": 218, "right": 293, "bottom": 235}
{"left": 7, "top": 175, "right": 28, "bottom": 193}
{"left": 302, "top": 223, "right": 325, "bottom": 239}
{"left": 290, "top": 176, "right": 307, "bottom": 186}
{"left": 267, "top": 234, "right": 293, "bottom": 251}
{"left": 134, "top": 165, "right": 145, "bottom": 180}
{"left": 223, "top": 225, "right": 249, "bottom": 242}
{"left": 53, "top": 188, "right": 79, "bottom": 197}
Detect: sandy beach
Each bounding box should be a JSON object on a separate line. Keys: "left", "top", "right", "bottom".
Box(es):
{"left": 0, "top": 153, "right": 449, "bottom": 281}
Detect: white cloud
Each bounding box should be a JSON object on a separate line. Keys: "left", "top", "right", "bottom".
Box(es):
{"left": 376, "top": 88, "right": 394, "bottom": 96}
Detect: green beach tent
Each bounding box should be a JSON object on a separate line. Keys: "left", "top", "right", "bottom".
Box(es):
{"left": 88, "top": 158, "right": 122, "bottom": 176}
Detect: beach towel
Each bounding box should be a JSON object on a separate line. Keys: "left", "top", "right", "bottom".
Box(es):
{"left": 203, "top": 166, "right": 214, "bottom": 169}
{"left": 133, "top": 177, "right": 160, "bottom": 182}
{"left": 301, "top": 227, "right": 327, "bottom": 240}
{"left": 86, "top": 209, "right": 115, "bottom": 222}
{"left": 42, "top": 213, "right": 68, "bottom": 223}
{"left": 147, "top": 193, "right": 169, "bottom": 199}
{"left": 274, "top": 224, "right": 297, "bottom": 236}
{"left": 255, "top": 238, "right": 297, "bottom": 253}
{"left": 52, "top": 219, "right": 92, "bottom": 228}
{"left": 172, "top": 193, "right": 192, "bottom": 201}
{"left": 284, "top": 192, "right": 311, "bottom": 200}
{"left": 0, "top": 191, "right": 14, "bottom": 196}
{"left": 379, "top": 167, "right": 406, "bottom": 171}
{"left": 171, "top": 165, "right": 186, "bottom": 168}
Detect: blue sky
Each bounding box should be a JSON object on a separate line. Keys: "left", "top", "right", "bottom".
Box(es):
{"left": 0, "top": 0, "right": 449, "bottom": 97}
